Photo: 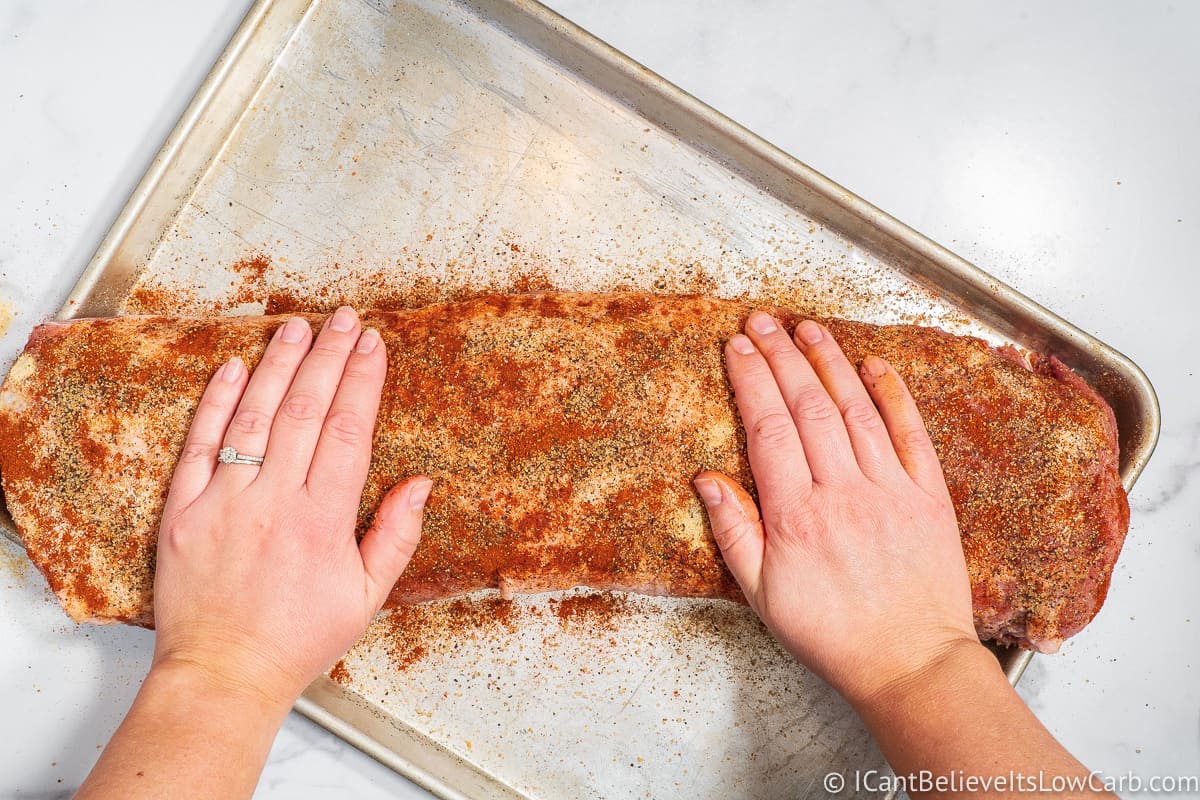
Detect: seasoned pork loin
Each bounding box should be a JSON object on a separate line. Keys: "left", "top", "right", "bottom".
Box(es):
{"left": 0, "top": 293, "right": 1128, "bottom": 652}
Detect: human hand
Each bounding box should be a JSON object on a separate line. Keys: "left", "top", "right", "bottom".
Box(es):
{"left": 151, "top": 307, "right": 431, "bottom": 711}
{"left": 694, "top": 312, "right": 981, "bottom": 709}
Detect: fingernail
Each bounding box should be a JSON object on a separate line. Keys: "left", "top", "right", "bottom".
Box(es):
{"left": 795, "top": 320, "right": 824, "bottom": 346}
{"left": 747, "top": 311, "right": 777, "bottom": 335}
{"left": 408, "top": 478, "right": 433, "bottom": 509}
{"left": 280, "top": 317, "right": 309, "bottom": 343}
{"left": 219, "top": 356, "right": 244, "bottom": 383}
{"left": 694, "top": 478, "right": 722, "bottom": 507}
{"left": 862, "top": 356, "right": 887, "bottom": 378}
{"left": 329, "top": 306, "right": 357, "bottom": 333}
{"left": 728, "top": 334, "right": 756, "bottom": 355}
{"left": 356, "top": 328, "right": 380, "bottom": 353}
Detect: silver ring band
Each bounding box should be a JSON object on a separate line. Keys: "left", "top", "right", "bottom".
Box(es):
{"left": 217, "top": 446, "right": 265, "bottom": 466}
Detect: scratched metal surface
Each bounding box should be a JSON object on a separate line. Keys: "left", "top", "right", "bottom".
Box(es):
{"left": 112, "top": 0, "right": 973, "bottom": 333}
{"left": 35, "top": 0, "right": 1158, "bottom": 797}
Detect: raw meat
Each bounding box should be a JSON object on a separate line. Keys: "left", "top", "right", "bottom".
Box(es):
{"left": 0, "top": 293, "right": 1128, "bottom": 652}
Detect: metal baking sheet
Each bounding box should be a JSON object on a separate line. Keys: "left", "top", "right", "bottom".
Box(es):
{"left": 4, "top": 0, "right": 1159, "bottom": 797}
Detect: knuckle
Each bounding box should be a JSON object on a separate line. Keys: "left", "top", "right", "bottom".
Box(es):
{"left": 229, "top": 407, "right": 272, "bottom": 435}
{"left": 750, "top": 411, "right": 797, "bottom": 447}
{"left": 311, "top": 340, "right": 349, "bottom": 359}
{"left": 804, "top": 337, "right": 837, "bottom": 361}
{"left": 738, "top": 359, "right": 772, "bottom": 386}
{"left": 758, "top": 336, "right": 799, "bottom": 360}
{"left": 764, "top": 499, "right": 815, "bottom": 540}
{"left": 875, "top": 376, "right": 908, "bottom": 404}
{"left": 922, "top": 493, "right": 955, "bottom": 521}
{"left": 840, "top": 398, "right": 883, "bottom": 430}
{"left": 897, "top": 425, "right": 934, "bottom": 453}
{"left": 710, "top": 518, "right": 753, "bottom": 552}
{"left": 279, "top": 393, "right": 324, "bottom": 424}
{"left": 788, "top": 386, "right": 838, "bottom": 423}
{"left": 260, "top": 353, "right": 295, "bottom": 372}
{"left": 811, "top": 344, "right": 851, "bottom": 373}
{"left": 178, "top": 441, "right": 217, "bottom": 463}
{"left": 196, "top": 398, "right": 229, "bottom": 419}
{"left": 322, "top": 409, "right": 368, "bottom": 445}
{"left": 341, "top": 359, "right": 382, "bottom": 382}
{"left": 159, "top": 520, "right": 186, "bottom": 550}
{"left": 381, "top": 516, "right": 422, "bottom": 553}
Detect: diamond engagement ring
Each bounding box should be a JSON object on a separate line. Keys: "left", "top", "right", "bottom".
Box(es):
{"left": 217, "top": 446, "right": 265, "bottom": 466}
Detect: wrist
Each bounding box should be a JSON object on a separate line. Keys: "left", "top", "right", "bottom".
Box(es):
{"left": 146, "top": 653, "right": 297, "bottom": 722}
{"left": 846, "top": 636, "right": 1002, "bottom": 717}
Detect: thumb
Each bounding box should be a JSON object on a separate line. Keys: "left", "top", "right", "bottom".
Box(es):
{"left": 360, "top": 476, "right": 432, "bottom": 611}
{"left": 693, "top": 471, "right": 765, "bottom": 600}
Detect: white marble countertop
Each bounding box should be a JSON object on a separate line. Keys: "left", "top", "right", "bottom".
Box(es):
{"left": 1, "top": 1, "right": 1197, "bottom": 796}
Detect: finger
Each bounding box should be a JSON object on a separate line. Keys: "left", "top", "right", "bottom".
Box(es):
{"left": 215, "top": 316, "right": 312, "bottom": 492}
{"left": 743, "top": 312, "right": 857, "bottom": 482}
{"left": 261, "top": 306, "right": 361, "bottom": 485}
{"left": 791, "top": 320, "right": 903, "bottom": 481}
{"left": 361, "top": 477, "right": 432, "bottom": 611}
{"left": 308, "top": 328, "right": 387, "bottom": 504}
{"left": 694, "top": 471, "right": 764, "bottom": 601}
{"left": 724, "top": 333, "right": 813, "bottom": 512}
{"left": 860, "top": 356, "right": 949, "bottom": 497}
{"left": 163, "top": 357, "right": 248, "bottom": 517}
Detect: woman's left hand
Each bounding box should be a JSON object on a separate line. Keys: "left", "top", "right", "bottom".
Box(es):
{"left": 152, "top": 306, "right": 430, "bottom": 709}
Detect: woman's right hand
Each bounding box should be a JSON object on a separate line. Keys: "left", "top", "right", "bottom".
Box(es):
{"left": 693, "top": 312, "right": 982, "bottom": 708}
